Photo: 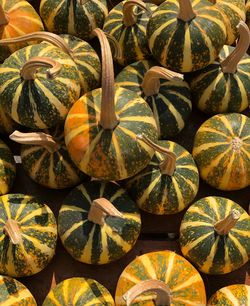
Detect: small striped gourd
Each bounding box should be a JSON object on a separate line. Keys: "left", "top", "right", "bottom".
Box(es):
{"left": 147, "top": 0, "right": 227, "bottom": 72}
{"left": 0, "top": 43, "right": 81, "bottom": 129}
{"left": 115, "top": 60, "right": 192, "bottom": 139}
{"left": 0, "top": 0, "right": 44, "bottom": 61}
{"left": 103, "top": 0, "right": 157, "bottom": 66}
{"left": 42, "top": 277, "right": 114, "bottom": 305}
{"left": 58, "top": 180, "right": 141, "bottom": 265}
{"left": 65, "top": 29, "right": 158, "bottom": 181}
{"left": 180, "top": 196, "right": 250, "bottom": 274}
{"left": 0, "top": 105, "right": 19, "bottom": 134}
{"left": 192, "top": 113, "right": 250, "bottom": 190}
{"left": 0, "top": 194, "right": 57, "bottom": 277}
{"left": 189, "top": 21, "right": 250, "bottom": 114}
{"left": 0, "top": 139, "right": 16, "bottom": 195}
{"left": 115, "top": 250, "right": 206, "bottom": 305}
{"left": 0, "top": 275, "right": 37, "bottom": 305}
{"left": 39, "top": 0, "right": 108, "bottom": 41}
{"left": 9, "top": 127, "right": 87, "bottom": 189}
{"left": 208, "top": 284, "right": 250, "bottom": 305}
{"left": 123, "top": 135, "right": 199, "bottom": 215}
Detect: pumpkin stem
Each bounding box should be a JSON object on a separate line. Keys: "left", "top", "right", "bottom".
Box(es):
{"left": 88, "top": 198, "right": 123, "bottom": 226}
{"left": 123, "top": 279, "right": 171, "bottom": 306}
{"left": 9, "top": 130, "right": 60, "bottom": 153}
{"left": 221, "top": 21, "right": 250, "bottom": 73}
{"left": 92, "top": 28, "right": 119, "bottom": 130}
{"left": 20, "top": 56, "right": 62, "bottom": 80}
{"left": 214, "top": 209, "right": 241, "bottom": 235}
{"left": 137, "top": 134, "right": 176, "bottom": 176}
{"left": 141, "top": 66, "right": 183, "bottom": 96}
{"left": 105, "top": 33, "right": 122, "bottom": 61}
{"left": 123, "top": 0, "right": 152, "bottom": 27}
{"left": 3, "top": 219, "right": 22, "bottom": 245}
{"left": 0, "top": 4, "right": 9, "bottom": 26}
{"left": 177, "top": 0, "right": 196, "bottom": 22}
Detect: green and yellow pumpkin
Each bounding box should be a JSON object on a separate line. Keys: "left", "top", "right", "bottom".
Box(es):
{"left": 147, "top": 0, "right": 227, "bottom": 72}
{"left": 39, "top": 0, "right": 108, "bottom": 41}
{"left": 42, "top": 277, "right": 114, "bottom": 306}
{"left": 0, "top": 43, "right": 81, "bottom": 129}
{"left": 180, "top": 196, "right": 250, "bottom": 274}
{"left": 9, "top": 127, "right": 88, "bottom": 189}
{"left": 115, "top": 250, "right": 207, "bottom": 305}
{"left": 208, "top": 284, "right": 250, "bottom": 305}
{"left": 0, "top": 105, "right": 19, "bottom": 134}
{"left": 0, "top": 275, "right": 37, "bottom": 305}
{"left": 0, "top": 193, "right": 57, "bottom": 277}
{"left": 0, "top": 139, "right": 16, "bottom": 195}
{"left": 192, "top": 113, "right": 250, "bottom": 190}
{"left": 188, "top": 21, "right": 250, "bottom": 114}
{"left": 115, "top": 61, "right": 192, "bottom": 139}
{"left": 65, "top": 29, "right": 158, "bottom": 181}
{"left": 123, "top": 135, "right": 199, "bottom": 215}
{"left": 103, "top": 0, "right": 157, "bottom": 66}
{"left": 58, "top": 180, "right": 141, "bottom": 265}
{"left": 0, "top": 0, "right": 44, "bottom": 61}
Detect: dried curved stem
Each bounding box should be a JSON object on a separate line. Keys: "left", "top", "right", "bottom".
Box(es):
{"left": 0, "top": 4, "right": 9, "bottom": 26}
{"left": 3, "top": 219, "right": 22, "bottom": 244}
{"left": 123, "top": 0, "right": 152, "bottom": 27}
{"left": 177, "top": 0, "right": 196, "bottom": 22}
{"left": 105, "top": 33, "right": 122, "bottom": 60}
{"left": 214, "top": 209, "right": 241, "bottom": 235}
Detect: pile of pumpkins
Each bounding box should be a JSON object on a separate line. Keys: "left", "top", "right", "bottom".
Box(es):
{"left": 0, "top": 0, "right": 249, "bottom": 304}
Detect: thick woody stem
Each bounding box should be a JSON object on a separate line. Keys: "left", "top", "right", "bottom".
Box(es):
{"left": 123, "top": 0, "right": 152, "bottom": 27}
{"left": 141, "top": 66, "right": 183, "bottom": 96}
{"left": 88, "top": 198, "right": 123, "bottom": 226}
{"left": 123, "top": 279, "right": 171, "bottom": 306}
{"left": 214, "top": 209, "right": 241, "bottom": 235}
{"left": 137, "top": 134, "right": 176, "bottom": 176}
{"left": 105, "top": 33, "right": 122, "bottom": 60}
{"left": 9, "top": 131, "right": 60, "bottom": 153}
{"left": 92, "top": 28, "right": 119, "bottom": 130}
{"left": 0, "top": 4, "right": 9, "bottom": 26}
{"left": 3, "top": 219, "right": 22, "bottom": 244}
{"left": 221, "top": 21, "right": 250, "bottom": 73}
{"left": 177, "top": 0, "right": 196, "bottom": 22}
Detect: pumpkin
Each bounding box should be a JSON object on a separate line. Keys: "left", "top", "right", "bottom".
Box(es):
{"left": 42, "top": 277, "right": 114, "bottom": 305}
{"left": 0, "top": 139, "right": 16, "bottom": 195}
{"left": 64, "top": 29, "right": 158, "bottom": 181}
{"left": 0, "top": 105, "right": 19, "bottom": 134}
{"left": 115, "top": 250, "right": 207, "bottom": 305}
{"left": 0, "top": 193, "right": 57, "bottom": 277}
{"left": 192, "top": 113, "right": 250, "bottom": 190}
{"left": 188, "top": 21, "right": 250, "bottom": 114}
{"left": 9, "top": 127, "right": 88, "bottom": 189}
{"left": 0, "top": 0, "right": 44, "bottom": 62}
{"left": 39, "top": 0, "right": 108, "bottom": 41}
{"left": 180, "top": 196, "right": 250, "bottom": 274}
{"left": 115, "top": 61, "right": 192, "bottom": 139}
{"left": 0, "top": 43, "right": 81, "bottom": 129}
{"left": 123, "top": 134, "right": 199, "bottom": 215}
{"left": 103, "top": 0, "right": 157, "bottom": 66}
{"left": 58, "top": 180, "right": 141, "bottom": 265}
{"left": 0, "top": 275, "right": 37, "bottom": 305}
{"left": 208, "top": 284, "right": 250, "bottom": 305}
{"left": 147, "top": 0, "right": 227, "bottom": 72}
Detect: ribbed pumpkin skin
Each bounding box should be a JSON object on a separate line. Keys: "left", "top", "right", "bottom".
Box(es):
{"left": 0, "top": 0, "right": 44, "bottom": 62}
{"left": 147, "top": 0, "right": 227, "bottom": 72}
{"left": 208, "top": 284, "right": 250, "bottom": 305}
{"left": 103, "top": 1, "right": 157, "bottom": 66}
{"left": 0, "top": 275, "right": 37, "bottom": 305}
{"left": 189, "top": 46, "right": 250, "bottom": 114}
{"left": 39, "top": 0, "right": 108, "bottom": 41}
{"left": 0, "top": 105, "right": 19, "bottom": 134}
{"left": 192, "top": 113, "right": 250, "bottom": 190}
{"left": 0, "top": 194, "right": 57, "bottom": 277}
{"left": 115, "top": 250, "right": 207, "bottom": 305}
{"left": 0, "top": 43, "right": 81, "bottom": 129}
{"left": 0, "top": 139, "right": 16, "bottom": 195}
{"left": 64, "top": 85, "right": 158, "bottom": 181}
{"left": 115, "top": 60, "right": 192, "bottom": 139}
{"left": 20, "top": 125, "right": 87, "bottom": 189}
{"left": 180, "top": 197, "right": 250, "bottom": 274}
{"left": 123, "top": 141, "right": 199, "bottom": 215}
{"left": 42, "top": 277, "right": 114, "bottom": 306}
{"left": 58, "top": 181, "right": 141, "bottom": 265}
